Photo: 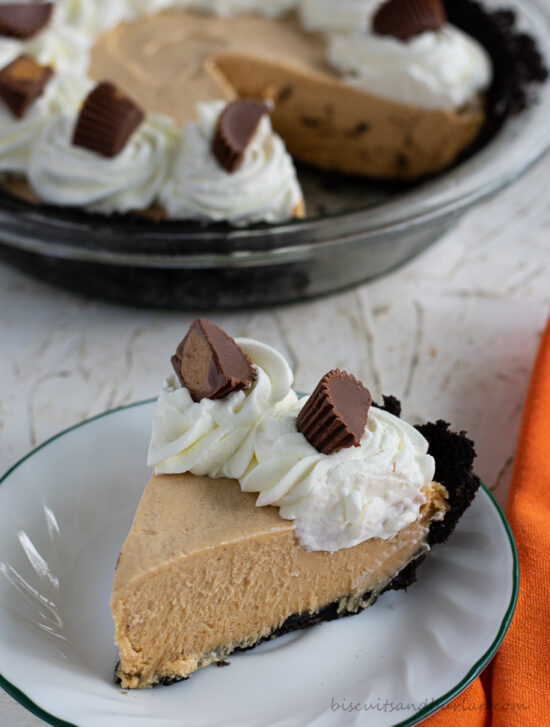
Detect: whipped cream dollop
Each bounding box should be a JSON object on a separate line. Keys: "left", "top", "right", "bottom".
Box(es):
{"left": 300, "top": 0, "right": 383, "bottom": 34}
{"left": 327, "top": 25, "right": 492, "bottom": 110}
{"left": 0, "top": 72, "right": 91, "bottom": 174}
{"left": 0, "top": 20, "right": 92, "bottom": 76}
{"left": 180, "top": 0, "right": 297, "bottom": 17}
{"left": 241, "top": 398, "right": 436, "bottom": 552}
{"left": 148, "top": 338, "right": 297, "bottom": 479}
{"left": 53, "top": 0, "right": 137, "bottom": 37}
{"left": 28, "top": 112, "right": 177, "bottom": 213}
{"left": 148, "top": 328, "right": 437, "bottom": 552}
{"left": 54, "top": 0, "right": 296, "bottom": 31}
{"left": 159, "top": 100, "right": 303, "bottom": 225}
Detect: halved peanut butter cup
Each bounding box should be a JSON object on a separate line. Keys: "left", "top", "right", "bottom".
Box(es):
{"left": 212, "top": 99, "right": 270, "bottom": 172}
{"left": 171, "top": 318, "right": 256, "bottom": 402}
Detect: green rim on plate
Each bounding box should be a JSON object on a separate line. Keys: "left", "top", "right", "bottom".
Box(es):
{"left": 0, "top": 400, "right": 520, "bottom": 727}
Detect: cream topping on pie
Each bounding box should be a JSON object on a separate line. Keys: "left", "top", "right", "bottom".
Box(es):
{"left": 0, "top": 7, "right": 92, "bottom": 75}
{"left": 28, "top": 111, "right": 177, "bottom": 213}
{"left": 242, "top": 396, "right": 435, "bottom": 552}
{"left": 177, "top": 0, "right": 297, "bottom": 17}
{"left": 159, "top": 100, "right": 304, "bottom": 224}
{"left": 52, "top": 0, "right": 135, "bottom": 36}
{"left": 327, "top": 25, "right": 492, "bottom": 110}
{"left": 148, "top": 335, "right": 436, "bottom": 552}
{"left": 148, "top": 337, "right": 298, "bottom": 479}
{"left": 0, "top": 71, "right": 91, "bottom": 173}
{"left": 300, "top": 0, "right": 384, "bottom": 33}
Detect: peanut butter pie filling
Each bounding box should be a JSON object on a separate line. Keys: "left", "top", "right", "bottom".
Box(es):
{"left": 111, "top": 320, "right": 480, "bottom": 688}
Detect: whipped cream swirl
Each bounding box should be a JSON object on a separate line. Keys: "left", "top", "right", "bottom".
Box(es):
{"left": 147, "top": 332, "right": 437, "bottom": 552}
{"left": 0, "top": 73, "right": 91, "bottom": 174}
{"left": 53, "top": 0, "right": 137, "bottom": 37}
{"left": 148, "top": 338, "right": 298, "bottom": 480}
{"left": 0, "top": 19, "right": 92, "bottom": 76}
{"left": 327, "top": 25, "right": 492, "bottom": 111}
{"left": 159, "top": 100, "right": 303, "bottom": 225}
{"left": 180, "top": 0, "right": 297, "bottom": 17}
{"left": 241, "top": 398, "right": 435, "bottom": 552}
{"left": 28, "top": 112, "right": 177, "bottom": 213}
{"left": 300, "top": 0, "right": 383, "bottom": 34}
{"left": 53, "top": 0, "right": 297, "bottom": 31}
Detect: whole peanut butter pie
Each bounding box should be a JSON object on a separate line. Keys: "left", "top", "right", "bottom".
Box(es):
{"left": 0, "top": 0, "right": 546, "bottom": 221}
{"left": 110, "top": 320, "right": 481, "bottom": 689}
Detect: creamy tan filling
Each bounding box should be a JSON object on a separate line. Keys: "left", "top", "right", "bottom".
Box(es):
{"left": 90, "top": 11, "right": 329, "bottom": 125}
{"left": 111, "top": 474, "right": 448, "bottom": 688}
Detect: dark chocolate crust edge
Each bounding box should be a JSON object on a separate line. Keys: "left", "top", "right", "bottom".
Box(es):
{"left": 446, "top": 0, "right": 548, "bottom": 133}
{"left": 115, "top": 409, "right": 481, "bottom": 688}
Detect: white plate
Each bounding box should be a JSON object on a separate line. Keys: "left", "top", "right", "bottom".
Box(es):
{"left": 0, "top": 401, "right": 518, "bottom": 727}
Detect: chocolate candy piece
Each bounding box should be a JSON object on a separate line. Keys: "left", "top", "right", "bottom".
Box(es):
{"left": 171, "top": 318, "right": 256, "bottom": 402}
{"left": 372, "top": 0, "right": 446, "bottom": 42}
{"left": 0, "top": 55, "right": 53, "bottom": 119}
{"left": 212, "top": 99, "right": 270, "bottom": 172}
{"left": 72, "top": 82, "right": 145, "bottom": 158}
{"left": 297, "top": 370, "right": 372, "bottom": 455}
{"left": 0, "top": 3, "right": 53, "bottom": 39}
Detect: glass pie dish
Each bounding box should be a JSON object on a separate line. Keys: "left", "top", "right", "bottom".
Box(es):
{"left": 0, "top": 0, "right": 549, "bottom": 310}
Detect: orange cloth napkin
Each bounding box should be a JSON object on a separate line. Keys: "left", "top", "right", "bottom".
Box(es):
{"left": 423, "top": 317, "right": 550, "bottom": 726}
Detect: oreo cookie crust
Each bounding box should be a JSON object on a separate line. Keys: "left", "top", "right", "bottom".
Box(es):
{"left": 444, "top": 0, "right": 548, "bottom": 164}
{"left": 446, "top": 0, "right": 548, "bottom": 123}
{"left": 115, "top": 408, "right": 480, "bottom": 688}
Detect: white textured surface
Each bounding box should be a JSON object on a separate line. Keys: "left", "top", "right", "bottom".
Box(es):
{"left": 0, "top": 145, "right": 549, "bottom": 726}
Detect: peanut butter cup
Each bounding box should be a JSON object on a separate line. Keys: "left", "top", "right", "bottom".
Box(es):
{"left": 73, "top": 82, "right": 145, "bottom": 158}
{"left": 171, "top": 318, "right": 256, "bottom": 402}
{"left": 0, "top": 3, "right": 53, "bottom": 39}
{"left": 373, "top": 0, "right": 446, "bottom": 41}
{"left": 0, "top": 55, "right": 53, "bottom": 119}
{"left": 212, "top": 99, "right": 270, "bottom": 172}
{"left": 297, "top": 370, "right": 372, "bottom": 455}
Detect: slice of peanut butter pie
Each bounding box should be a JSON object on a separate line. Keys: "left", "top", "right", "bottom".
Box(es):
{"left": 110, "top": 319, "right": 480, "bottom": 688}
